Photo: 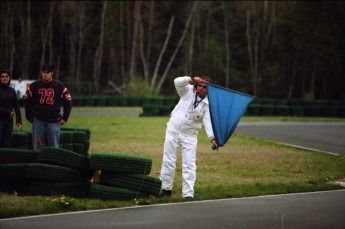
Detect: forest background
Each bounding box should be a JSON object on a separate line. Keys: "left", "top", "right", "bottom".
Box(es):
{"left": 0, "top": 1, "right": 344, "bottom": 100}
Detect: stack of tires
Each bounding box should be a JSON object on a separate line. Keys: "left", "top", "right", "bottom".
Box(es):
{"left": 89, "top": 152, "right": 161, "bottom": 200}
{"left": 0, "top": 148, "right": 38, "bottom": 195}
{"left": 10, "top": 127, "right": 91, "bottom": 154}
{"left": 0, "top": 147, "right": 91, "bottom": 197}
{"left": 2, "top": 127, "right": 92, "bottom": 196}
{"left": 60, "top": 127, "right": 91, "bottom": 156}
{"left": 28, "top": 147, "right": 91, "bottom": 197}
{"left": 11, "top": 130, "right": 32, "bottom": 149}
{"left": 1, "top": 128, "right": 162, "bottom": 201}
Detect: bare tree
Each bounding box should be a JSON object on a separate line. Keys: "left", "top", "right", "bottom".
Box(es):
{"left": 223, "top": 1, "right": 231, "bottom": 88}
{"left": 12, "top": 2, "right": 31, "bottom": 78}
{"left": 92, "top": 1, "right": 107, "bottom": 94}
{"left": 119, "top": 1, "right": 126, "bottom": 87}
{"left": 150, "top": 16, "right": 175, "bottom": 91}
{"left": 154, "top": 2, "right": 198, "bottom": 95}
{"left": 138, "top": 1, "right": 155, "bottom": 82}
{"left": 187, "top": 19, "right": 196, "bottom": 74}
{"left": 2, "top": 2, "right": 16, "bottom": 72}
{"left": 128, "top": 1, "right": 141, "bottom": 82}
{"left": 246, "top": 0, "right": 276, "bottom": 97}
{"left": 39, "top": 2, "right": 53, "bottom": 75}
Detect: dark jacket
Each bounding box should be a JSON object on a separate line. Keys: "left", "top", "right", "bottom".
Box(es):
{"left": 0, "top": 83, "right": 22, "bottom": 125}
{"left": 24, "top": 80, "right": 72, "bottom": 123}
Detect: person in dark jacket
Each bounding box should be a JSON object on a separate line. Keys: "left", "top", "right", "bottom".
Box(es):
{"left": 0, "top": 69, "right": 22, "bottom": 147}
{"left": 24, "top": 65, "right": 72, "bottom": 150}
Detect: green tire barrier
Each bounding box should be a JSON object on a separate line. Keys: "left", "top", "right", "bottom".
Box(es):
{"left": 29, "top": 181, "right": 90, "bottom": 198}
{"left": 73, "top": 131, "right": 87, "bottom": 143}
{"left": 260, "top": 104, "right": 275, "bottom": 116}
{"left": 275, "top": 105, "right": 290, "bottom": 116}
{"left": 71, "top": 96, "right": 83, "bottom": 106}
{"left": 60, "top": 131, "right": 74, "bottom": 144}
{"left": 303, "top": 105, "right": 321, "bottom": 117}
{"left": 321, "top": 105, "right": 338, "bottom": 117}
{"left": 89, "top": 183, "right": 144, "bottom": 200}
{"left": 105, "top": 97, "right": 118, "bottom": 106}
{"left": 159, "top": 105, "right": 173, "bottom": 116}
{"left": 84, "top": 140, "right": 90, "bottom": 153}
{"left": 127, "top": 96, "right": 142, "bottom": 106}
{"left": 140, "top": 104, "right": 173, "bottom": 117}
{"left": 275, "top": 100, "right": 289, "bottom": 106}
{"left": 141, "top": 104, "right": 160, "bottom": 116}
{"left": 141, "top": 96, "right": 153, "bottom": 105}
{"left": 101, "top": 172, "right": 161, "bottom": 195}
{"left": 150, "top": 97, "right": 165, "bottom": 105}
{"left": 73, "top": 143, "right": 86, "bottom": 155}
{"left": 83, "top": 96, "right": 95, "bottom": 106}
{"left": 94, "top": 96, "right": 107, "bottom": 106}
{"left": 246, "top": 104, "right": 260, "bottom": 116}
{"left": 90, "top": 152, "right": 152, "bottom": 175}
{"left": 11, "top": 131, "right": 30, "bottom": 148}
{"left": 61, "top": 127, "right": 91, "bottom": 140}
{"left": 114, "top": 96, "right": 127, "bottom": 106}
{"left": 38, "top": 147, "right": 89, "bottom": 174}
{"left": 259, "top": 99, "right": 276, "bottom": 105}
{"left": 0, "top": 148, "right": 38, "bottom": 163}
{"left": 0, "top": 163, "right": 28, "bottom": 180}
{"left": 0, "top": 180, "right": 31, "bottom": 195}
{"left": 62, "top": 143, "right": 74, "bottom": 151}
{"left": 164, "top": 96, "right": 179, "bottom": 106}
{"left": 290, "top": 105, "right": 304, "bottom": 116}
{"left": 26, "top": 163, "right": 83, "bottom": 182}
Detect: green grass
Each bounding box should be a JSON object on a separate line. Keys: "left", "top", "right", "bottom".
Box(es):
{"left": 1, "top": 107, "right": 345, "bottom": 218}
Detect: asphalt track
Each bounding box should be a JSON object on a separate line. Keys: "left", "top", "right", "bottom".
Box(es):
{"left": 1, "top": 190, "right": 345, "bottom": 228}
{"left": 235, "top": 121, "right": 345, "bottom": 155}
{"left": 1, "top": 118, "right": 344, "bottom": 228}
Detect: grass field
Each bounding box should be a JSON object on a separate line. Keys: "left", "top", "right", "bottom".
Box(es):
{"left": 1, "top": 107, "right": 345, "bottom": 218}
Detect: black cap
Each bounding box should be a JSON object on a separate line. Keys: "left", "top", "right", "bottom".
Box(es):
{"left": 41, "top": 65, "right": 53, "bottom": 72}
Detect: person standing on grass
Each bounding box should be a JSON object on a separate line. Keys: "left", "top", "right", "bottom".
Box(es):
{"left": 159, "top": 76, "right": 219, "bottom": 199}
{"left": 15, "top": 77, "right": 26, "bottom": 99}
{"left": 0, "top": 69, "right": 23, "bottom": 148}
{"left": 24, "top": 65, "right": 72, "bottom": 150}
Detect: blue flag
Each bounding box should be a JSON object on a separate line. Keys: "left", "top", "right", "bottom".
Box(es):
{"left": 207, "top": 83, "right": 255, "bottom": 147}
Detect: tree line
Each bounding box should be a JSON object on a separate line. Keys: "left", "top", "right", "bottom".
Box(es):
{"left": 1, "top": 1, "right": 344, "bottom": 99}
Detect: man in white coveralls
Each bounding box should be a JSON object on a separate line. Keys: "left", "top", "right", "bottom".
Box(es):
{"left": 159, "top": 76, "right": 219, "bottom": 199}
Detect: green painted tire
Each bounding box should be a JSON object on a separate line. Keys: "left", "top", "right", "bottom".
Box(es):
{"left": 101, "top": 172, "right": 161, "bottom": 195}
{"left": 29, "top": 181, "right": 90, "bottom": 197}
{"left": 90, "top": 152, "right": 152, "bottom": 175}
{"left": 38, "top": 147, "right": 89, "bottom": 174}
{"left": 11, "top": 131, "right": 30, "bottom": 148}
{"left": 89, "top": 183, "right": 144, "bottom": 200}
{"left": 26, "top": 163, "right": 84, "bottom": 182}
{"left": 0, "top": 163, "right": 28, "bottom": 180}
{"left": 0, "top": 148, "right": 38, "bottom": 163}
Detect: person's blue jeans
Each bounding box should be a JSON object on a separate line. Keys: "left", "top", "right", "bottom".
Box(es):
{"left": 0, "top": 117, "right": 13, "bottom": 148}
{"left": 32, "top": 118, "right": 60, "bottom": 150}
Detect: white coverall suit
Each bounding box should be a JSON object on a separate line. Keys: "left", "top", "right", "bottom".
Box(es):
{"left": 160, "top": 76, "right": 215, "bottom": 198}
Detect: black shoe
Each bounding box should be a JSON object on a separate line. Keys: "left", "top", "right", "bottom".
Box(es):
{"left": 158, "top": 189, "right": 172, "bottom": 197}
{"left": 184, "top": 196, "right": 193, "bottom": 200}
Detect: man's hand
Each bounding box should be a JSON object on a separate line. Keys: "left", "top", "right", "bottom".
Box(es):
{"left": 59, "top": 119, "right": 66, "bottom": 125}
{"left": 190, "top": 76, "right": 207, "bottom": 85}
{"left": 211, "top": 139, "right": 219, "bottom": 151}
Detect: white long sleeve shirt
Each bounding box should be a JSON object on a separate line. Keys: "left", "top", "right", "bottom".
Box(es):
{"left": 167, "top": 76, "right": 215, "bottom": 140}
